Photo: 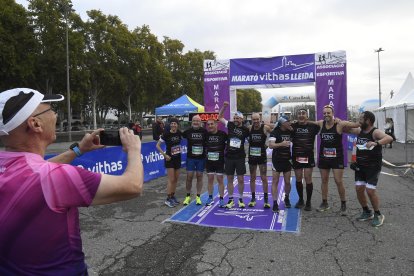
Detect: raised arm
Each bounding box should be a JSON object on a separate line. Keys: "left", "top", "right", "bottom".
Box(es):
{"left": 48, "top": 129, "right": 105, "bottom": 164}
{"left": 218, "top": 101, "right": 229, "bottom": 125}
{"left": 91, "top": 127, "right": 144, "bottom": 205}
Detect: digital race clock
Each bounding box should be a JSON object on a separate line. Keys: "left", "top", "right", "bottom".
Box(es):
{"left": 189, "top": 112, "right": 219, "bottom": 122}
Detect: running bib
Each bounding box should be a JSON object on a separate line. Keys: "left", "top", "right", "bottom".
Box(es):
{"left": 249, "top": 147, "right": 261, "bottom": 157}
{"left": 192, "top": 145, "right": 203, "bottom": 155}
{"left": 229, "top": 138, "right": 242, "bottom": 148}
{"left": 323, "top": 147, "right": 337, "bottom": 158}
{"left": 207, "top": 152, "right": 220, "bottom": 161}
{"left": 296, "top": 157, "right": 309, "bottom": 163}
{"left": 171, "top": 145, "right": 181, "bottom": 155}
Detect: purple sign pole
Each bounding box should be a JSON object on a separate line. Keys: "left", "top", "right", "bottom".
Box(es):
{"left": 315, "top": 51, "right": 348, "bottom": 164}
{"left": 203, "top": 60, "right": 231, "bottom": 121}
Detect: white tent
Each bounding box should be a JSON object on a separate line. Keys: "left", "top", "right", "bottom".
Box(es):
{"left": 374, "top": 72, "right": 414, "bottom": 143}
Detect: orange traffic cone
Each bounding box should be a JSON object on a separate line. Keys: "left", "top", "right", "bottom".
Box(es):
{"left": 351, "top": 139, "right": 357, "bottom": 163}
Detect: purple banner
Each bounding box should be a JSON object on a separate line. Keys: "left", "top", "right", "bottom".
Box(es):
{"left": 230, "top": 54, "right": 315, "bottom": 86}
{"left": 167, "top": 176, "right": 301, "bottom": 233}
{"left": 203, "top": 60, "right": 231, "bottom": 120}
{"left": 315, "top": 51, "right": 348, "bottom": 163}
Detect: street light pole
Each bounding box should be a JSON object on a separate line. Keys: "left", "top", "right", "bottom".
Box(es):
{"left": 375, "top": 48, "right": 384, "bottom": 108}
{"left": 64, "top": 5, "right": 72, "bottom": 141}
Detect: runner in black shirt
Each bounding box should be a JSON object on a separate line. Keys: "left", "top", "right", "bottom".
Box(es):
{"left": 205, "top": 119, "right": 228, "bottom": 207}
{"left": 291, "top": 109, "right": 320, "bottom": 211}
{"left": 156, "top": 118, "right": 182, "bottom": 208}
{"left": 310, "top": 105, "right": 360, "bottom": 215}
{"left": 346, "top": 111, "right": 392, "bottom": 227}
{"left": 268, "top": 115, "right": 293, "bottom": 213}
{"left": 182, "top": 115, "right": 208, "bottom": 206}
{"left": 219, "top": 101, "right": 250, "bottom": 209}
{"left": 247, "top": 113, "right": 272, "bottom": 208}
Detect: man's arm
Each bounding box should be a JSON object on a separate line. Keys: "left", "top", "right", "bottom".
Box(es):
{"left": 338, "top": 120, "right": 361, "bottom": 134}
{"left": 218, "top": 101, "right": 229, "bottom": 125}
{"left": 48, "top": 129, "right": 105, "bottom": 164}
{"left": 91, "top": 128, "right": 144, "bottom": 205}
{"left": 367, "top": 129, "right": 394, "bottom": 148}
{"left": 307, "top": 120, "right": 323, "bottom": 128}
{"left": 268, "top": 137, "right": 290, "bottom": 149}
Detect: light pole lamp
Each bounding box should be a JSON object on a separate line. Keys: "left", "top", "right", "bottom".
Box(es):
{"left": 375, "top": 48, "right": 384, "bottom": 107}
{"left": 63, "top": 3, "right": 72, "bottom": 141}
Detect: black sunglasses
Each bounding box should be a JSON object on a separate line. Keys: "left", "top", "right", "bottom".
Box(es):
{"left": 32, "top": 105, "right": 57, "bottom": 117}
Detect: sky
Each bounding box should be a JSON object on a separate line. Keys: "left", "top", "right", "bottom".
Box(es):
{"left": 16, "top": 0, "right": 414, "bottom": 106}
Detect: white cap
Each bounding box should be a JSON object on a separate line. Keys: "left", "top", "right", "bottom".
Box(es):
{"left": 0, "top": 88, "right": 64, "bottom": 136}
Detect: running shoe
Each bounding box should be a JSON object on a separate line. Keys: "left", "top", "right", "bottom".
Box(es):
{"left": 226, "top": 199, "right": 235, "bottom": 209}
{"left": 304, "top": 202, "right": 312, "bottom": 211}
{"left": 164, "top": 199, "right": 175, "bottom": 208}
{"left": 238, "top": 199, "right": 245, "bottom": 208}
{"left": 205, "top": 197, "right": 214, "bottom": 206}
{"left": 372, "top": 214, "right": 385, "bottom": 227}
{"left": 295, "top": 199, "right": 305, "bottom": 209}
{"left": 284, "top": 197, "right": 291, "bottom": 208}
{"left": 183, "top": 196, "right": 191, "bottom": 206}
{"left": 248, "top": 199, "right": 256, "bottom": 207}
{"left": 219, "top": 199, "right": 226, "bottom": 208}
{"left": 317, "top": 202, "right": 331, "bottom": 212}
{"left": 272, "top": 204, "right": 279, "bottom": 213}
{"left": 171, "top": 196, "right": 180, "bottom": 206}
{"left": 263, "top": 202, "right": 271, "bottom": 209}
{"left": 356, "top": 210, "right": 374, "bottom": 221}
{"left": 340, "top": 202, "right": 347, "bottom": 216}
{"left": 196, "top": 196, "right": 202, "bottom": 205}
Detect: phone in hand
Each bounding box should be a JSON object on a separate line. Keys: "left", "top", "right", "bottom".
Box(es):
{"left": 99, "top": 130, "right": 122, "bottom": 146}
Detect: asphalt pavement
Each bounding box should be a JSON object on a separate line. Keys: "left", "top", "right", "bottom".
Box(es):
{"left": 75, "top": 138, "right": 413, "bottom": 276}
{"left": 5, "top": 133, "right": 413, "bottom": 275}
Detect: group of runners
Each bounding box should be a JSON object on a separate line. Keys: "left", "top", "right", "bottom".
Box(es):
{"left": 155, "top": 102, "right": 393, "bottom": 227}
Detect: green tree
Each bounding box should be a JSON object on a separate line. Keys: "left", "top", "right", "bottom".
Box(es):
{"left": 181, "top": 49, "right": 215, "bottom": 104}
{"left": 236, "top": 89, "right": 262, "bottom": 114}
{"left": 0, "top": 0, "right": 37, "bottom": 90}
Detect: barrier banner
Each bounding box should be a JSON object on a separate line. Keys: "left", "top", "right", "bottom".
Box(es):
{"left": 46, "top": 140, "right": 187, "bottom": 182}
{"left": 230, "top": 54, "right": 315, "bottom": 86}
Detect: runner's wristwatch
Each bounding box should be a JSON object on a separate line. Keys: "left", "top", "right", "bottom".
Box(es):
{"left": 70, "top": 142, "right": 83, "bottom": 157}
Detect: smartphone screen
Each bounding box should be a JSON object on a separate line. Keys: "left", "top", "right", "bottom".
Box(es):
{"left": 99, "top": 130, "right": 122, "bottom": 146}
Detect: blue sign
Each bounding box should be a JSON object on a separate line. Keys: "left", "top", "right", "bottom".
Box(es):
{"left": 46, "top": 140, "right": 188, "bottom": 182}
{"left": 230, "top": 54, "right": 315, "bottom": 86}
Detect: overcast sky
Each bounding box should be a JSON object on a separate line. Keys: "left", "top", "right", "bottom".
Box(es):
{"left": 17, "top": 0, "right": 414, "bottom": 106}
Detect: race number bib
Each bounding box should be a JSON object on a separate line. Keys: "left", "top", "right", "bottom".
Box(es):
{"left": 207, "top": 152, "right": 220, "bottom": 161}
{"left": 249, "top": 147, "right": 261, "bottom": 157}
{"left": 192, "top": 146, "right": 203, "bottom": 155}
{"left": 229, "top": 138, "right": 242, "bottom": 148}
{"left": 323, "top": 147, "right": 337, "bottom": 158}
{"left": 296, "top": 157, "right": 309, "bottom": 164}
{"left": 171, "top": 145, "right": 181, "bottom": 155}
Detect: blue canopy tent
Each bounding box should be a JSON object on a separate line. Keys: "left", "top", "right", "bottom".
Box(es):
{"left": 155, "top": 94, "right": 204, "bottom": 115}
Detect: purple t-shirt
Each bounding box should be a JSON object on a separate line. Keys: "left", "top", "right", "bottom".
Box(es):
{"left": 0, "top": 152, "right": 101, "bottom": 275}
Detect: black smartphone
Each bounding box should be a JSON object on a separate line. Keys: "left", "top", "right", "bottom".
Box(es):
{"left": 99, "top": 130, "right": 122, "bottom": 146}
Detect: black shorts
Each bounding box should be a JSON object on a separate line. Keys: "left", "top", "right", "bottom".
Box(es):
{"left": 225, "top": 158, "right": 246, "bottom": 175}
{"left": 272, "top": 159, "right": 292, "bottom": 173}
{"left": 292, "top": 155, "right": 315, "bottom": 169}
{"left": 355, "top": 166, "right": 381, "bottom": 187}
{"left": 206, "top": 161, "right": 225, "bottom": 174}
{"left": 318, "top": 157, "right": 344, "bottom": 169}
{"left": 248, "top": 156, "right": 267, "bottom": 165}
{"left": 165, "top": 157, "right": 181, "bottom": 169}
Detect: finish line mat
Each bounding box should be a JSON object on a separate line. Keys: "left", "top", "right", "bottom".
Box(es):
{"left": 165, "top": 176, "right": 301, "bottom": 233}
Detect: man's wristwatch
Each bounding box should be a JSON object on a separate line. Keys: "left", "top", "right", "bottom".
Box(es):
{"left": 70, "top": 142, "right": 83, "bottom": 157}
